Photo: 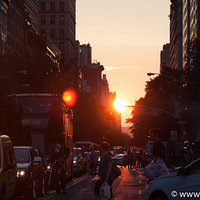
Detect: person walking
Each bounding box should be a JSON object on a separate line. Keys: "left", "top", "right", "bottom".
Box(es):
{"left": 90, "top": 146, "right": 97, "bottom": 175}
{"left": 151, "top": 128, "right": 166, "bottom": 161}
{"left": 151, "top": 128, "right": 169, "bottom": 177}
{"left": 94, "top": 141, "right": 114, "bottom": 200}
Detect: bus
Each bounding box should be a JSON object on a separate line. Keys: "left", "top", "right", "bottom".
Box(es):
{"left": 3, "top": 93, "right": 73, "bottom": 180}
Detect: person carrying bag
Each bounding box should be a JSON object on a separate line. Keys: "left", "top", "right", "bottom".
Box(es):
{"left": 144, "top": 129, "right": 169, "bottom": 180}
{"left": 94, "top": 141, "right": 115, "bottom": 200}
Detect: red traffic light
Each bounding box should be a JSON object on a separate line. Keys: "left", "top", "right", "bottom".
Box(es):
{"left": 62, "top": 88, "right": 77, "bottom": 107}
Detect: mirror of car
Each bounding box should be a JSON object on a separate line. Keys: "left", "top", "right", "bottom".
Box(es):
{"left": 177, "top": 166, "right": 185, "bottom": 176}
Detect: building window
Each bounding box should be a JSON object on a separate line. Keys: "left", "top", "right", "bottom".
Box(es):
{"left": 59, "top": 2, "right": 65, "bottom": 11}
{"left": 41, "top": 15, "right": 46, "bottom": 25}
{"left": 50, "top": 29, "right": 55, "bottom": 38}
{"left": 59, "top": 42, "right": 64, "bottom": 51}
{"left": 40, "top": 2, "right": 46, "bottom": 11}
{"left": 59, "top": 15, "right": 65, "bottom": 25}
{"left": 59, "top": 29, "right": 64, "bottom": 38}
{"left": 50, "top": 15, "right": 55, "bottom": 24}
{"left": 41, "top": 29, "right": 46, "bottom": 36}
{"left": 50, "top": 2, "right": 55, "bottom": 11}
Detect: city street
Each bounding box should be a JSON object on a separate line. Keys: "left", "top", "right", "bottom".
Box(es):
{"left": 43, "top": 167, "right": 148, "bottom": 200}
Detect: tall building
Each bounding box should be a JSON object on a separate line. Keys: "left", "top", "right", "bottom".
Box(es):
{"left": 38, "top": 0, "right": 76, "bottom": 65}
{"left": 182, "top": 0, "right": 200, "bottom": 68}
{"left": 160, "top": 43, "right": 170, "bottom": 74}
{"left": 22, "top": 0, "right": 39, "bottom": 33}
{"left": 80, "top": 43, "right": 92, "bottom": 66}
{"left": 169, "top": 0, "right": 183, "bottom": 71}
{"left": 0, "top": 0, "right": 9, "bottom": 56}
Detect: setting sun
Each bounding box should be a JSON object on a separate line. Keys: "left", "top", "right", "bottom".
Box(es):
{"left": 114, "top": 99, "right": 126, "bottom": 112}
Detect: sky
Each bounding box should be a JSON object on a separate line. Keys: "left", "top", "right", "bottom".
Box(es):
{"left": 76, "top": 1, "right": 170, "bottom": 131}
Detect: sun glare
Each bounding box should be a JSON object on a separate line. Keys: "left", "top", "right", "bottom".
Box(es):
{"left": 114, "top": 99, "right": 126, "bottom": 112}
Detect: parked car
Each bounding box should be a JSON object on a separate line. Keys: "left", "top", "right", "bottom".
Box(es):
{"left": 0, "top": 135, "right": 17, "bottom": 200}
{"left": 73, "top": 147, "right": 86, "bottom": 176}
{"left": 14, "top": 146, "right": 46, "bottom": 200}
{"left": 144, "top": 157, "right": 200, "bottom": 200}
{"left": 112, "top": 154, "right": 128, "bottom": 167}
{"left": 95, "top": 151, "right": 101, "bottom": 166}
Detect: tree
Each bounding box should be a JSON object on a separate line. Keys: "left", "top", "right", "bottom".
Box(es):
{"left": 127, "top": 68, "right": 182, "bottom": 147}
{"left": 182, "top": 37, "right": 200, "bottom": 141}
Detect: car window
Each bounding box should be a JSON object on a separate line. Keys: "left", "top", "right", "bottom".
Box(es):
{"left": 14, "top": 148, "right": 30, "bottom": 163}
{"left": 186, "top": 160, "right": 200, "bottom": 175}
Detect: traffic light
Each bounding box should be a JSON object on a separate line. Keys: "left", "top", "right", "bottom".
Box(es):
{"left": 62, "top": 88, "right": 77, "bottom": 107}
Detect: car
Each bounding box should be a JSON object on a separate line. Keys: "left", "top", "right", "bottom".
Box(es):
{"left": 73, "top": 147, "right": 87, "bottom": 176}
{"left": 14, "top": 146, "right": 46, "bottom": 200}
{"left": 112, "top": 154, "right": 128, "bottom": 167}
{"left": 0, "top": 135, "right": 17, "bottom": 200}
{"left": 112, "top": 146, "right": 124, "bottom": 155}
{"left": 144, "top": 158, "right": 200, "bottom": 200}
{"left": 95, "top": 151, "right": 101, "bottom": 166}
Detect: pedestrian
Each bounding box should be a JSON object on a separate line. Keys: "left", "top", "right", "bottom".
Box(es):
{"left": 94, "top": 141, "right": 114, "bottom": 200}
{"left": 90, "top": 146, "right": 97, "bottom": 175}
{"left": 144, "top": 128, "right": 169, "bottom": 181}
{"left": 151, "top": 128, "right": 166, "bottom": 161}
{"left": 127, "top": 148, "right": 132, "bottom": 168}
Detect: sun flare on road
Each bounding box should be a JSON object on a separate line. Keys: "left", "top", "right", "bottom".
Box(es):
{"left": 114, "top": 99, "right": 126, "bottom": 112}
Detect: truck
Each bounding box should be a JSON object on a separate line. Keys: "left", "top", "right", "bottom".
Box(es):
{"left": 2, "top": 93, "right": 73, "bottom": 180}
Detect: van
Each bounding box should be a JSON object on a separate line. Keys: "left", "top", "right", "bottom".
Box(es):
{"left": 0, "top": 135, "right": 17, "bottom": 200}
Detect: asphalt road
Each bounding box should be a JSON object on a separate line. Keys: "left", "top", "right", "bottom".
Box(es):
{"left": 45, "top": 167, "right": 148, "bottom": 200}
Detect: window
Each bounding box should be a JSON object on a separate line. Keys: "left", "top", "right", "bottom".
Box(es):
{"left": 40, "top": 2, "right": 46, "bottom": 11}
{"left": 41, "top": 29, "right": 46, "bottom": 36}
{"left": 50, "top": 15, "right": 55, "bottom": 25}
{"left": 59, "top": 2, "right": 65, "bottom": 11}
{"left": 50, "top": 29, "right": 55, "bottom": 38}
{"left": 59, "top": 15, "right": 65, "bottom": 25}
{"left": 41, "top": 15, "right": 46, "bottom": 25}
{"left": 59, "top": 29, "right": 64, "bottom": 38}
{"left": 59, "top": 42, "right": 64, "bottom": 51}
{"left": 50, "top": 2, "right": 55, "bottom": 11}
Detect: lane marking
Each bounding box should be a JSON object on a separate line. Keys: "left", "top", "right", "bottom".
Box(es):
{"left": 39, "top": 174, "right": 90, "bottom": 200}
{"left": 66, "top": 175, "right": 89, "bottom": 189}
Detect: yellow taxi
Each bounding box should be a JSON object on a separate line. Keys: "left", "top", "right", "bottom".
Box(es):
{"left": 0, "top": 135, "right": 17, "bottom": 200}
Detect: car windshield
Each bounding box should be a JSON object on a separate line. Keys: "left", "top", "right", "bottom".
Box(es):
{"left": 8, "top": 96, "right": 59, "bottom": 115}
{"left": 14, "top": 148, "right": 30, "bottom": 163}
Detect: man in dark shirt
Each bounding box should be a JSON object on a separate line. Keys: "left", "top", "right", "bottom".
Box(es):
{"left": 150, "top": 128, "right": 166, "bottom": 160}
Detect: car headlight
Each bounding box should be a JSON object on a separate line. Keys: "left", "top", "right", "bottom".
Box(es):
{"left": 17, "top": 170, "right": 26, "bottom": 178}
{"left": 46, "top": 165, "right": 51, "bottom": 170}
{"left": 98, "top": 157, "right": 100, "bottom": 162}
{"left": 73, "top": 160, "right": 77, "bottom": 164}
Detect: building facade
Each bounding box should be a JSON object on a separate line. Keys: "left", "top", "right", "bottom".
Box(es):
{"left": 160, "top": 43, "right": 170, "bottom": 74}
{"left": 169, "top": 0, "right": 183, "bottom": 71}
{"left": 182, "top": 0, "right": 200, "bottom": 68}
{"left": 38, "top": 0, "right": 76, "bottom": 65}
{"left": 0, "top": 0, "right": 9, "bottom": 56}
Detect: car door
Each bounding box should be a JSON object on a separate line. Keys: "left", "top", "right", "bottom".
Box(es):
{"left": 3, "top": 146, "right": 16, "bottom": 199}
